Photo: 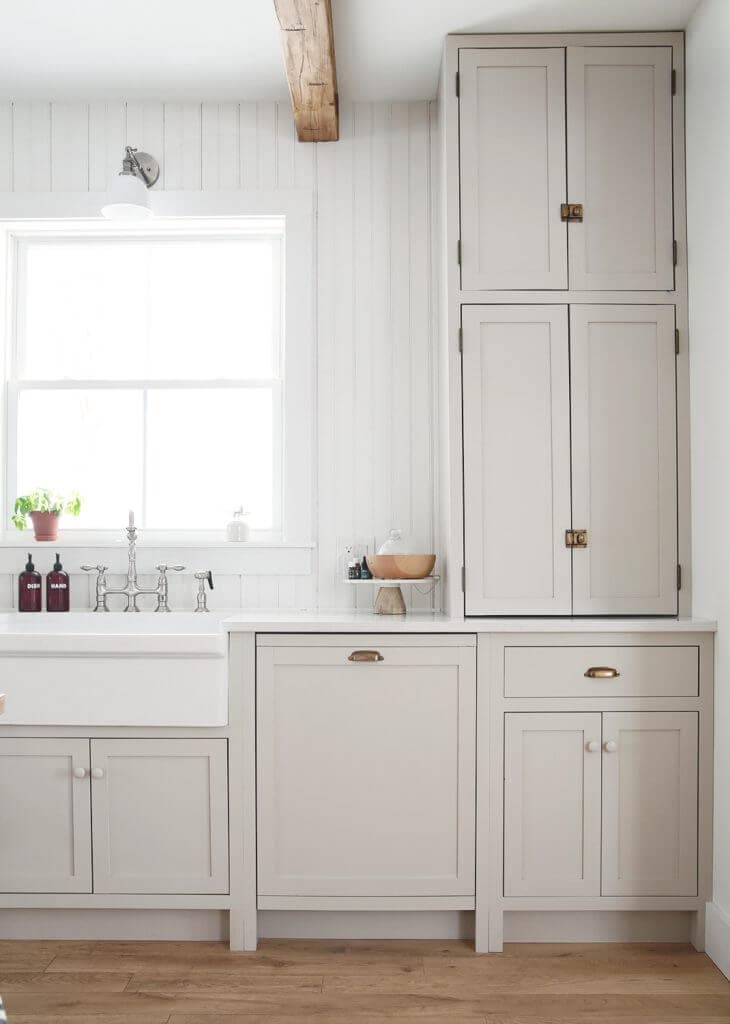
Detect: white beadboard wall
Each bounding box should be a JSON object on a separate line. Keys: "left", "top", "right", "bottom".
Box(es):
{"left": 0, "top": 100, "right": 438, "bottom": 612}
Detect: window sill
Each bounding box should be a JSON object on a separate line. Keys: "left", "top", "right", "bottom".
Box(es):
{"left": 0, "top": 536, "right": 316, "bottom": 550}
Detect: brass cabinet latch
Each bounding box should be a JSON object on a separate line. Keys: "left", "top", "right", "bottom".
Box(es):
{"left": 561, "top": 203, "right": 584, "bottom": 222}
{"left": 565, "top": 529, "right": 588, "bottom": 549}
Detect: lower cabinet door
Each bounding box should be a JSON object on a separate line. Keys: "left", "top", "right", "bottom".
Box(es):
{"left": 90, "top": 739, "right": 229, "bottom": 895}
{"left": 601, "top": 712, "right": 698, "bottom": 896}
{"left": 0, "top": 738, "right": 92, "bottom": 893}
{"left": 256, "top": 641, "right": 476, "bottom": 897}
{"left": 504, "top": 713, "right": 602, "bottom": 896}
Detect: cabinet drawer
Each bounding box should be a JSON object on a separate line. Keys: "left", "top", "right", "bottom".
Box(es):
{"left": 504, "top": 646, "right": 698, "bottom": 698}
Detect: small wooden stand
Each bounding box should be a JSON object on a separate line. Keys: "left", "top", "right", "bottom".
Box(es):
{"left": 374, "top": 585, "right": 407, "bottom": 615}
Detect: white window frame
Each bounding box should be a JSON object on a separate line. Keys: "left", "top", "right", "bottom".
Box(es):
{"left": 0, "top": 191, "right": 316, "bottom": 553}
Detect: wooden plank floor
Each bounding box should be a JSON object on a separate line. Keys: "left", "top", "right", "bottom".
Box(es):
{"left": 0, "top": 939, "right": 729, "bottom": 1023}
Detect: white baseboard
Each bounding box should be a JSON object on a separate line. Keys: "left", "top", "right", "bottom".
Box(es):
{"left": 0, "top": 908, "right": 699, "bottom": 945}
{"left": 706, "top": 902, "right": 730, "bottom": 978}
{"left": 258, "top": 911, "right": 474, "bottom": 940}
{"left": 0, "top": 909, "right": 228, "bottom": 941}
{"left": 504, "top": 911, "right": 693, "bottom": 943}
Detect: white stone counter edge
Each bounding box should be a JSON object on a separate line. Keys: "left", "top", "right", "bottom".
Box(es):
{"left": 221, "top": 612, "right": 717, "bottom": 633}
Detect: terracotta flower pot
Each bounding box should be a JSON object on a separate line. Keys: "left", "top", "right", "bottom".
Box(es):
{"left": 29, "top": 510, "right": 60, "bottom": 542}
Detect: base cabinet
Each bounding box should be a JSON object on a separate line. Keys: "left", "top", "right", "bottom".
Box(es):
{"left": 504, "top": 711, "right": 698, "bottom": 898}
{"left": 0, "top": 737, "right": 229, "bottom": 896}
{"left": 0, "top": 738, "right": 92, "bottom": 894}
{"left": 91, "top": 739, "right": 229, "bottom": 895}
{"left": 256, "top": 636, "right": 476, "bottom": 900}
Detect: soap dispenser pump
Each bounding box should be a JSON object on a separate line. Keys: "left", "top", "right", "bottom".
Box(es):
{"left": 46, "top": 553, "right": 70, "bottom": 612}
{"left": 19, "top": 553, "right": 42, "bottom": 612}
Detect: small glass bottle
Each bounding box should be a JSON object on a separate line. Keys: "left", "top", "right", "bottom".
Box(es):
{"left": 46, "top": 553, "right": 70, "bottom": 612}
{"left": 18, "top": 553, "right": 42, "bottom": 612}
{"left": 226, "top": 508, "right": 250, "bottom": 542}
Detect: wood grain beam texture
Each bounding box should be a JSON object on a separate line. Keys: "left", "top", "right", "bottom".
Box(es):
{"left": 273, "top": 0, "right": 339, "bottom": 142}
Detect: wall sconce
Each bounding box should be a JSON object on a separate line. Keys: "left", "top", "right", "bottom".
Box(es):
{"left": 101, "top": 146, "right": 160, "bottom": 220}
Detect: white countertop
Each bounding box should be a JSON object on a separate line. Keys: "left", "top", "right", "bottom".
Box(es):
{"left": 0, "top": 611, "right": 714, "bottom": 656}
{"left": 221, "top": 611, "right": 717, "bottom": 633}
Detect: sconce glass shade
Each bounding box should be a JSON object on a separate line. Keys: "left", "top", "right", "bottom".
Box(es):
{"left": 101, "top": 172, "right": 153, "bottom": 220}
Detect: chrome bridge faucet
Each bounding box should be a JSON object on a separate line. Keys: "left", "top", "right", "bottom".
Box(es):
{"left": 82, "top": 513, "right": 184, "bottom": 612}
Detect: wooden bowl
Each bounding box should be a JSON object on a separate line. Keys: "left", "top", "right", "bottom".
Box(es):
{"left": 366, "top": 554, "right": 436, "bottom": 580}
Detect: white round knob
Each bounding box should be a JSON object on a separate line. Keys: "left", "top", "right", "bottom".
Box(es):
{"left": 90, "top": 767, "right": 105, "bottom": 780}
{"left": 604, "top": 740, "right": 618, "bottom": 753}
{"left": 586, "top": 740, "right": 600, "bottom": 753}
{"left": 73, "top": 766, "right": 89, "bottom": 779}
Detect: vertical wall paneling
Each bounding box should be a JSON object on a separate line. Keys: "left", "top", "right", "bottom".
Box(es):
{"left": 201, "top": 103, "right": 240, "bottom": 191}
{"left": 255, "top": 103, "right": 278, "bottom": 189}
{"left": 370, "top": 104, "right": 393, "bottom": 565}
{"left": 124, "top": 102, "right": 164, "bottom": 189}
{"left": 353, "top": 105, "right": 375, "bottom": 610}
{"left": 275, "top": 104, "right": 297, "bottom": 191}
{"left": 163, "top": 103, "right": 202, "bottom": 190}
{"left": 389, "top": 104, "right": 414, "bottom": 547}
{"left": 407, "top": 103, "right": 434, "bottom": 610}
{"left": 238, "top": 104, "right": 259, "bottom": 190}
{"left": 0, "top": 105, "right": 13, "bottom": 191}
{"left": 88, "top": 103, "right": 126, "bottom": 192}
{"left": 12, "top": 102, "right": 52, "bottom": 191}
{"left": 0, "top": 99, "right": 437, "bottom": 612}
{"left": 51, "top": 105, "right": 90, "bottom": 191}
{"left": 313, "top": 114, "right": 338, "bottom": 611}
{"left": 332, "top": 103, "right": 356, "bottom": 606}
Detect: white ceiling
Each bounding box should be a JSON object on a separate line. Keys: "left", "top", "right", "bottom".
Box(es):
{"left": 0, "top": 0, "right": 702, "bottom": 102}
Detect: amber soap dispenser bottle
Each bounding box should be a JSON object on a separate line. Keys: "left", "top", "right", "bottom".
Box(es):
{"left": 18, "top": 553, "right": 42, "bottom": 612}
{"left": 46, "top": 553, "right": 70, "bottom": 612}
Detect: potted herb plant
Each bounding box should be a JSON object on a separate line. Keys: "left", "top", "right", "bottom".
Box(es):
{"left": 12, "top": 489, "right": 82, "bottom": 541}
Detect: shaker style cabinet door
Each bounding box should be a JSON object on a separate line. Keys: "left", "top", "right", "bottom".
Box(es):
{"left": 462, "top": 306, "right": 572, "bottom": 615}
{"left": 566, "top": 46, "right": 674, "bottom": 290}
{"left": 504, "top": 713, "right": 602, "bottom": 897}
{"left": 256, "top": 641, "right": 476, "bottom": 898}
{"left": 0, "top": 738, "right": 92, "bottom": 893}
{"left": 90, "top": 739, "right": 229, "bottom": 895}
{"left": 601, "top": 712, "right": 698, "bottom": 896}
{"left": 459, "top": 49, "right": 568, "bottom": 290}
{"left": 570, "top": 305, "right": 678, "bottom": 615}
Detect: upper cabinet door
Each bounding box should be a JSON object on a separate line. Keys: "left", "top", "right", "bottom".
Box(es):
{"left": 567, "top": 46, "right": 674, "bottom": 290}
{"left": 463, "top": 305, "right": 572, "bottom": 615}
{"left": 570, "top": 305, "right": 678, "bottom": 615}
{"left": 459, "top": 49, "right": 568, "bottom": 290}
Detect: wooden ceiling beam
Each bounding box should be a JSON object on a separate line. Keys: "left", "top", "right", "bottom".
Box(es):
{"left": 273, "top": 0, "right": 339, "bottom": 142}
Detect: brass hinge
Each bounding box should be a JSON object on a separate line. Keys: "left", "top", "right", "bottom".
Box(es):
{"left": 456, "top": 71, "right": 460, "bottom": 98}
{"left": 673, "top": 239, "right": 678, "bottom": 266}
{"left": 561, "top": 203, "right": 583, "bottom": 222}
{"left": 677, "top": 564, "right": 682, "bottom": 591}
{"left": 458, "top": 326, "right": 463, "bottom": 353}
{"left": 457, "top": 239, "right": 462, "bottom": 266}
{"left": 461, "top": 566, "right": 465, "bottom": 592}
{"left": 565, "top": 529, "right": 588, "bottom": 549}
{"left": 675, "top": 328, "right": 680, "bottom": 355}
{"left": 672, "top": 68, "right": 677, "bottom": 95}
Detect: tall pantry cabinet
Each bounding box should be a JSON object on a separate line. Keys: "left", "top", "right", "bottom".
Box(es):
{"left": 436, "top": 33, "right": 689, "bottom": 617}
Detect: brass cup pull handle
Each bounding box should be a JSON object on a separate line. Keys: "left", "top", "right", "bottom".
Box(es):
{"left": 584, "top": 666, "right": 621, "bottom": 679}
{"left": 348, "top": 650, "right": 384, "bottom": 663}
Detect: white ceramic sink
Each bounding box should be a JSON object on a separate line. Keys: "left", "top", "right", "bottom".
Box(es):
{"left": 0, "top": 612, "right": 228, "bottom": 727}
